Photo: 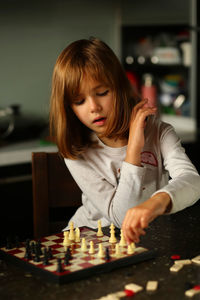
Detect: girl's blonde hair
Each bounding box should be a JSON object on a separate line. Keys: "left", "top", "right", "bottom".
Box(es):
{"left": 50, "top": 37, "right": 140, "bottom": 159}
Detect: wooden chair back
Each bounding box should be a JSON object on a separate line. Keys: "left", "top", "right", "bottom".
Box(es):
{"left": 32, "top": 152, "right": 82, "bottom": 239}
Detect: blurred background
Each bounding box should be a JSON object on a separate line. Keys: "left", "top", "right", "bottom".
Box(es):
{"left": 0, "top": 0, "right": 199, "bottom": 238}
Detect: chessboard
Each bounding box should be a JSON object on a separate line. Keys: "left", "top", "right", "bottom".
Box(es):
{"left": 0, "top": 227, "right": 156, "bottom": 284}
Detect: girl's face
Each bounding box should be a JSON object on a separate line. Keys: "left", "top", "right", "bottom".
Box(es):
{"left": 71, "top": 76, "right": 114, "bottom": 137}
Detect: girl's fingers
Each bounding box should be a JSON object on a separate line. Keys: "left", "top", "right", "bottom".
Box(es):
{"left": 122, "top": 211, "right": 146, "bottom": 243}
{"left": 132, "top": 105, "right": 157, "bottom": 122}
{"left": 122, "top": 206, "right": 152, "bottom": 244}
{"left": 134, "top": 107, "right": 157, "bottom": 125}
{"left": 140, "top": 216, "right": 149, "bottom": 229}
{"left": 132, "top": 99, "right": 148, "bottom": 116}
{"left": 124, "top": 226, "right": 146, "bottom": 244}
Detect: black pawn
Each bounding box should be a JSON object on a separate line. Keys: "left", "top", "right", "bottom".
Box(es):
{"left": 105, "top": 247, "right": 110, "bottom": 261}
{"left": 42, "top": 250, "right": 49, "bottom": 266}
{"left": 56, "top": 258, "right": 63, "bottom": 273}
{"left": 64, "top": 252, "right": 70, "bottom": 266}
{"left": 47, "top": 247, "right": 53, "bottom": 260}
{"left": 34, "top": 244, "right": 41, "bottom": 262}
{"left": 34, "top": 251, "right": 41, "bottom": 262}
{"left": 30, "top": 242, "right": 35, "bottom": 255}
{"left": 66, "top": 247, "right": 72, "bottom": 260}
{"left": 35, "top": 241, "right": 42, "bottom": 256}
{"left": 36, "top": 240, "right": 42, "bottom": 255}
{"left": 43, "top": 247, "right": 48, "bottom": 256}
{"left": 24, "top": 245, "right": 32, "bottom": 260}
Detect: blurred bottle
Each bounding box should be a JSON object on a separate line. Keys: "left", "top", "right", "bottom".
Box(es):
{"left": 126, "top": 71, "right": 139, "bottom": 94}
{"left": 141, "top": 73, "right": 157, "bottom": 107}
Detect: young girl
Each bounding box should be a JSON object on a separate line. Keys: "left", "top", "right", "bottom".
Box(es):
{"left": 49, "top": 37, "right": 200, "bottom": 244}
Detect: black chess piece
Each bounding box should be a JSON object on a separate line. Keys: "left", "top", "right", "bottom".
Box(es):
{"left": 66, "top": 247, "right": 72, "bottom": 260}
{"left": 56, "top": 258, "right": 63, "bottom": 272}
{"left": 47, "top": 247, "right": 53, "bottom": 259}
{"left": 30, "top": 242, "right": 36, "bottom": 255}
{"left": 24, "top": 245, "right": 32, "bottom": 260}
{"left": 24, "top": 238, "right": 32, "bottom": 259}
{"left": 34, "top": 249, "right": 41, "bottom": 262}
{"left": 64, "top": 252, "right": 71, "bottom": 265}
{"left": 36, "top": 240, "right": 42, "bottom": 255}
{"left": 33, "top": 243, "right": 41, "bottom": 262}
{"left": 42, "top": 250, "right": 49, "bottom": 266}
{"left": 25, "top": 239, "right": 31, "bottom": 251}
{"left": 105, "top": 247, "right": 110, "bottom": 261}
{"left": 43, "top": 247, "right": 48, "bottom": 256}
{"left": 35, "top": 241, "right": 42, "bottom": 256}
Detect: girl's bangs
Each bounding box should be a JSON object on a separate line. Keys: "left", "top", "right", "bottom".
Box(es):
{"left": 88, "top": 63, "right": 113, "bottom": 88}
{"left": 65, "top": 65, "right": 83, "bottom": 103}
{"left": 65, "top": 61, "right": 113, "bottom": 103}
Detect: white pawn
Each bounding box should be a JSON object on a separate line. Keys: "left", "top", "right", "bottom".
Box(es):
{"left": 89, "top": 241, "right": 95, "bottom": 254}
{"left": 69, "top": 221, "right": 75, "bottom": 241}
{"left": 97, "top": 243, "right": 104, "bottom": 258}
{"left": 115, "top": 243, "right": 121, "bottom": 258}
{"left": 127, "top": 244, "right": 134, "bottom": 255}
{"left": 81, "top": 238, "right": 87, "bottom": 252}
{"left": 63, "top": 231, "right": 71, "bottom": 250}
{"left": 97, "top": 220, "right": 103, "bottom": 237}
{"left": 131, "top": 242, "right": 135, "bottom": 252}
{"left": 119, "top": 229, "right": 126, "bottom": 247}
{"left": 75, "top": 227, "right": 80, "bottom": 243}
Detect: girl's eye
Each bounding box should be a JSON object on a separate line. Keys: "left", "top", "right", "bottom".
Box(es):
{"left": 74, "top": 99, "right": 85, "bottom": 106}
{"left": 97, "top": 90, "right": 109, "bottom": 97}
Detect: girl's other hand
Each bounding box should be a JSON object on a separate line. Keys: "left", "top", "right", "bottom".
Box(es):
{"left": 122, "top": 192, "right": 171, "bottom": 244}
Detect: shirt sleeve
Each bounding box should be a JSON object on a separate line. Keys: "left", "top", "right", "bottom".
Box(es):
{"left": 152, "top": 123, "right": 200, "bottom": 213}
{"left": 64, "top": 157, "right": 146, "bottom": 228}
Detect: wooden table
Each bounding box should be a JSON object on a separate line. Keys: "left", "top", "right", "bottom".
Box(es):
{"left": 1, "top": 200, "right": 200, "bottom": 300}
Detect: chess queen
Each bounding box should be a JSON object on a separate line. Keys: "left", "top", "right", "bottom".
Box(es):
{"left": 49, "top": 37, "right": 200, "bottom": 244}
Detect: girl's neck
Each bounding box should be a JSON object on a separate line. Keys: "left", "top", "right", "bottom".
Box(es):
{"left": 97, "top": 135, "right": 127, "bottom": 148}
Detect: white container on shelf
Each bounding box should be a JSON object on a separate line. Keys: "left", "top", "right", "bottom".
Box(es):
{"left": 152, "top": 47, "right": 181, "bottom": 65}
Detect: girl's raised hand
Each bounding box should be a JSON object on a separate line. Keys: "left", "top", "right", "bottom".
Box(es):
{"left": 125, "top": 99, "right": 157, "bottom": 166}
{"left": 129, "top": 99, "right": 157, "bottom": 149}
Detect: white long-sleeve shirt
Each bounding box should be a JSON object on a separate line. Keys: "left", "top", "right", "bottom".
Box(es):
{"left": 63, "top": 119, "right": 200, "bottom": 229}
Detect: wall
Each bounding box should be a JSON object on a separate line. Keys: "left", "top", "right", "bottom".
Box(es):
{"left": 0, "top": 0, "right": 190, "bottom": 120}
{"left": 0, "top": 0, "right": 121, "bottom": 119}
{"left": 121, "top": 0, "right": 190, "bottom": 25}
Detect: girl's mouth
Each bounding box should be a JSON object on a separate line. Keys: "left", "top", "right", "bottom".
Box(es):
{"left": 93, "top": 117, "right": 106, "bottom": 125}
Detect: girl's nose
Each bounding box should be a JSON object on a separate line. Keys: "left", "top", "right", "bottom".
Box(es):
{"left": 90, "top": 97, "right": 101, "bottom": 112}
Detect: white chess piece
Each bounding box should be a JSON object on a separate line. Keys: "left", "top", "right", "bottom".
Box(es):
{"left": 97, "top": 243, "right": 104, "bottom": 258}
{"left": 63, "top": 231, "right": 71, "bottom": 249}
{"left": 75, "top": 227, "right": 80, "bottom": 243}
{"left": 131, "top": 242, "right": 135, "bottom": 252}
{"left": 127, "top": 244, "right": 134, "bottom": 254}
{"left": 69, "top": 221, "right": 75, "bottom": 241}
{"left": 97, "top": 220, "right": 103, "bottom": 237}
{"left": 110, "top": 223, "right": 115, "bottom": 230}
{"left": 89, "top": 241, "right": 95, "bottom": 254}
{"left": 109, "top": 224, "right": 117, "bottom": 243}
{"left": 115, "top": 243, "right": 121, "bottom": 258}
{"left": 81, "top": 238, "right": 87, "bottom": 252}
{"left": 119, "top": 229, "right": 126, "bottom": 247}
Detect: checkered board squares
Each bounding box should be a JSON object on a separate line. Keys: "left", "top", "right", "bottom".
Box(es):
{"left": 0, "top": 227, "right": 156, "bottom": 284}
